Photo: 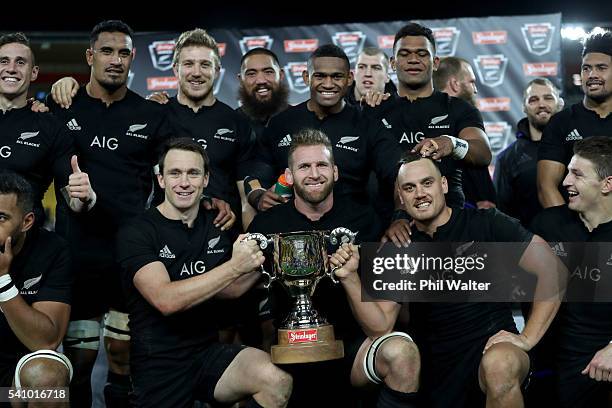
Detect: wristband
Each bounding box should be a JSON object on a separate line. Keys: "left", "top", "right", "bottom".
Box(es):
{"left": 444, "top": 135, "right": 469, "bottom": 160}
{"left": 0, "top": 275, "right": 18, "bottom": 302}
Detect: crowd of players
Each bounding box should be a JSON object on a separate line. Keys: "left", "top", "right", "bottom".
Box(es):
{"left": 0, "top": 17, "right": 611, "bottom": 408}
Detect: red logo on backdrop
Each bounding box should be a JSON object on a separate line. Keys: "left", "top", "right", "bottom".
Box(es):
{"left": 239, "top": 36, "right": 274, "bottom": 54}
{"left": 147, "top": 76, "right": 178, "bottom": 91}
{"left": 284, "top": 39, "right": 318, "bottom": 53}
{"left": 432, "top": 27, "right": 460, "bottom": 57}
{"left": 148, "top": 40, "right": 176, "bottom": 71}
{"left": 521, "top": 23, "right": 555, "bottom": 56}
{"left": 472, "top": 31, "right": 508, "bottom": 45}
{"left": 523, "top": 62, "right": 558, "bottom": 76}
{"left": 377, "top": 35, "right": 395, "bottom": 49}
{"left": 218, "top": 43, "right": 226, "bottom": 57}
{"left": 288, "top": 329, "right": 318, "bottom": 344}
{"left": 477, "top": 97, "right": 511, "bottom": 112}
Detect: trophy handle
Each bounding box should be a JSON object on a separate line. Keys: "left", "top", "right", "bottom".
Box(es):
{"left": 326, "top": 228, "right": 357, "bottom": 284}
{"left": 242, "top": 233, "right": 276, "bottom": 288}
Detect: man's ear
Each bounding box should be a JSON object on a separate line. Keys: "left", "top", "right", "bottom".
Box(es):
{"left": 31, "top": 65, "right": 39, "bottom": 82}
{"left": 602, "top": 175, "right": 612, "bottom": 194}
{"left": 285, "top": 167, "right": 293, "bottom": 185}
{"left": 157, "top": 172, "right": 165, "bottom": 189}
{"left": 21, "top": 212, "right": 35, "bottom": 234}
{"left": 86, "top": 49, "right": 94, "bottom": 67}
{"left": 441, "top": 176, "right": 448, "bottom": 195}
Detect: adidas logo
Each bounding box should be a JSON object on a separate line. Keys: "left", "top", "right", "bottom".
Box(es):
{"left": 158, "top": 245, "right": 176, "bottom": 259}
{"left": 552, "top": 242, "right": 567, "bottom": 257}
{"left": 67, "top": 119, "right": 81, "bottom": 131}
{"left": 278, "top": 134, "right": 292, "bottom": 147}
{"left": 381, "top": 118, "right": 392, "bottom": 129}
{"left": 566, "top": 129, "right": 582, "bottom": 141}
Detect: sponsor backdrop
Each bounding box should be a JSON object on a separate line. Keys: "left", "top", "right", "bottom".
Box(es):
{"left": 131, "top": 13, "right": 561, "bottom": 158}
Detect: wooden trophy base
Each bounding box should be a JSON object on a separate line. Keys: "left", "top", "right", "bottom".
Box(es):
{"left": 271, "top": 324, "right": 344, "bottom": 364}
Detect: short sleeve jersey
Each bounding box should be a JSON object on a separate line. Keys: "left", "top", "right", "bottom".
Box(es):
{"left": 368, "top": 91, "right": 485, "bottom": 208}
{"left": 0, "top": 107, "right": 73, "bottom": 210}
{"left": 255, "top": 101, "right": 400, "bottom": 203}
{"left": 0, "top": 228, "right": 72, "bottom": 367}
{"left": 539, "top": 102, "right": 612, "bottom": 165}
{"left": 116, "top": 208, "right": 233, "bottom": 361}
{"left": 165, "top": 98, "right": 256, "bottom": 204}
{"left": 409, "top": 208, "right": 533, "bottom": 348}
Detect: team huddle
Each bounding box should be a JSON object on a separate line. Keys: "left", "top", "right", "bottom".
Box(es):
{"left": 0, "top": 18, "right": 611, "bottom": 408}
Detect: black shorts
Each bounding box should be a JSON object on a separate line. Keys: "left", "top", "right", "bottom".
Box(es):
{"left": 131, "top": 343, "right": 245, "bottom": 408}
{"left": 0, "top": 363, "right": 15, "bottom": 408}
{"left": 70, "top": 260, "right": 127, "bottom": 320}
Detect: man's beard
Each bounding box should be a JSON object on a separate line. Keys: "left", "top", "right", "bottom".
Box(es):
{"left": 238, "top": 82, "right": 289, "bottom": 122}
{"left": 457, "top": 86, "right": 477, "bottom": 107}
{"left": 293, "top": 179, "right": 334, "bottom": 205}
{"left": 528, "top": 115, "right": 550, "bottom": 131}
{"left": 98, "top": 77, "right": 126, "bottom": 93}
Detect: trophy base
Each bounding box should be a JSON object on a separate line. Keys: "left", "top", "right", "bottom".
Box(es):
{"left": 271, "top": 324, "right": 344, "bottom": 364}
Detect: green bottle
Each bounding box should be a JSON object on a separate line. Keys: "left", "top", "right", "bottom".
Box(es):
{"left": 274, "top": 174, "right": 293, "bottom": 198}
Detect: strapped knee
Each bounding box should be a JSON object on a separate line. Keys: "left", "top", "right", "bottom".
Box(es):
{"left": 65, "top": 320, "right": 101, "bottom": 350}
{"left": 14, "top": 350, "right": 73, "bottom": 389}
{"left": 363, "top": 331, "right": 413, "bottom": 384}
{"left": 103, "top": 311, "right": 130, "bottom": 341}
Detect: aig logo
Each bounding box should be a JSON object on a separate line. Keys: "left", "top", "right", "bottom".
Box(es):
{"left": 180, "top": 261, "right": 206, "bottom": 276}
{"left": 399, "top": 132, "right": 425, "bottom": 144}
{"left": 0, "top": 146, "right": 11, "bottom": 158}
{"left": 91, "top": 136, "right": 118, "bottom": 151}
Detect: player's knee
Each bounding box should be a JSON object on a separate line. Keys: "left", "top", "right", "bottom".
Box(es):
{"left": 377, "top": 337, "right": 420, "bottom": 383}
{"left": 259, "top": 364, "right": 292, "bottom": 406}
{"left": 480, "top": 346, "right": 522, "bottom": 396}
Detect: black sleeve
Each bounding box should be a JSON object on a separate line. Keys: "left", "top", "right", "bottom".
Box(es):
{"left": 235, "top": 115, "right": 257, "bottom": 181}
{"left": 49, "top": 119, "right": 76, "bottom": 190}
{"left": 251, "top": 120, "right": 280, "bottom": 188}
{"left": 116, "top": 220, "right": 159, "bottom": 284}
{"left": 493, "top": 149, "right": 516, "bottom": 217}
{"left": 453, "top": 99, "right": 485, "bottom": 132}
{"left": 366, "top": 119, "right": 401, "bottom": 192}
{"left": 35, "top": 238, "right": 72, "bottom": 305}
{"left": 462, "top": 164, "right": 496, "bottom": 203}
{"left": 538, "top": 111, "right": 569, "bottom": 164}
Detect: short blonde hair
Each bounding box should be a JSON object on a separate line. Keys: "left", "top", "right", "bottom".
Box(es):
{"left": 172, "top": 28, "right": 220, "bottom": 67}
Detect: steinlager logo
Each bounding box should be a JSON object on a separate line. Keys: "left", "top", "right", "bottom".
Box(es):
{"left": 288, "top": 329, "right": 318, "bottom": 344}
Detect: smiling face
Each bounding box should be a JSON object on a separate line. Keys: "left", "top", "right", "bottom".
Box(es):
{"left": 174, "top": 45, "right": 218, "bottom": 104}
{"left": 392, "top": 35, "right": 438, "bottom": 91}
{"left": 523, "top": 82, "right": 561, "bottom": 131}
{"left": 87, "top": 31, "right": 133, "bottom": 92}
{"left": 286, "top": 144, "right": 338, "bottom": 206}
{"left": 158, "top": 149, "right": 209, "bottom": 212}
{"left": 563, "top": 154, "right": 608, "bottom": 213}
{"left": 354, "top": 52, "right": 389, "bottom": 98}
{"left": 0, "top": 42, "right": 38, "bottom": 103}
{"left": 240, "top": 53, "right": 283, "bottom": 103}
{"left": 581, "top": 52, "right": 612, "bottom": 104}
{"left": 304, "top": 56, "right": 353, "bottom": 109}
{"left": 397, "top": 158, "right": 448, "bottom": 224}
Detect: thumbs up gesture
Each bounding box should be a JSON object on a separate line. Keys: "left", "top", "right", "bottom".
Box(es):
{"left": 67, "top": 155, "right": 96, "bottom": 210}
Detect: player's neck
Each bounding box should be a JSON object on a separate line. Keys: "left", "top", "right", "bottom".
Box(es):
{"left": 0, "top": 93, "right": 27, "bottom": 112}
{"left": 177, "top": 91, "right": 215, "bottom": 112}
{"left": 307, "top": 99, "right": 344, "bottom": 119}
{"left": 527, "top": 123, "right": 543, "bottom": 142}
{"left": 414, "top": 206, "right": 453, "bottom": 237}
{"left": 86, "top": 81, "right": 127, "bottom": 106}
{"left": 294, "top": 194, "right": 334, "bottom": 221}
{"left": 398, "top": 82, "right": 434, "bottom": 101}
{"left": 158, "top": 201, "right": 200, "bottom": 228}
{"left": 578, "top": 202, "right": 612, "bottom": 232}
{"left": 583, "top": 95, "right": 612, "bottom": 118}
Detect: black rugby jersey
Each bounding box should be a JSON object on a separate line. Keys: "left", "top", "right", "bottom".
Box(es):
{"left": 248, "top": 196, "right": 382, "bottom": 338}
{"left": 0, "top": 107, "right": 73, "bottom": 217}
{"left": 539, "top": 102, "right": 612, "bottom": 165}
{"left": 368, "top": 91, "right": 485, "bottom": 208}
{"left": 254, "top": 101, "right": 400, "bottom": 204}
{"left": 165, "top": 98, "right": 255, "bottom": 207}
{"left": 117, "top": 208, "right": 232, "bottom": 360}
{"left": 409, "top": 208, "right": 533, "bottom": 348}
{"left": 531, "top": 205, "right": 612, "bottom": 352}
{"left": 48, "top": 88, "right": 172, "bottom": 238}
{"left": 0, "top": 228, "right": 71, "bottom": 367}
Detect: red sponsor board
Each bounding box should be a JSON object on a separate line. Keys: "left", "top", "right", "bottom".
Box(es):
{"left": 287, "top": 329, "right": 318, "bottom": 344}
{"left": 477, "top": 97, "right": 511, "bottom": 112}
{"left": 284, "top": 39, "right": 318, "bottom": 53}
{"left": 472, "top": 31, "right": 507, "bottom": 45}
{"left": 218, "top": 43, "right": 226, "bottom": 57}
{"left": 377, "top": 35, "right": 395, "bottom": 49}
{"left": 147, "top": 76, "right": 178, "bottom": 91}
{"left": 523, "top": 62, "right": 558, "bottom": 76}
